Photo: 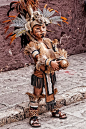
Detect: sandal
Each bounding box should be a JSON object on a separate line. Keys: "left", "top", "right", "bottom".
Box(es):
{"left": 29, "top": 116, "right": 41, "bottom": 127}
{"left": 52, "top": 110, "right": 67, "bottom": 119}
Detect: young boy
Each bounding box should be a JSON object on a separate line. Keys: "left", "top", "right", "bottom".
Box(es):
{"left": 5, "top": 1, "right": 68, "bottom": 127}
{"left": 24, "top": 14, "right": 68, "bottom": 127}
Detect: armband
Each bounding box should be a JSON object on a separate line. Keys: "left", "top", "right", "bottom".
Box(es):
{"left": 32, "top": 50, "right": 39, "bottom": 58}
{"left": 45, "top": 59, "right": 52, "bottom": 66}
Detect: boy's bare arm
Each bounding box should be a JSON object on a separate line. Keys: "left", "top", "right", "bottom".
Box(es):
{"left": 51, "top": 60, "right": 60, "bottom": 71}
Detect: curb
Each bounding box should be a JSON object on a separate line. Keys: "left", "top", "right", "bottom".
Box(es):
{"left": 0, "top": 86, "right": 86, "bottom": 127}
{"left": 0, "top": 108, "right": 24, "bottom": 127}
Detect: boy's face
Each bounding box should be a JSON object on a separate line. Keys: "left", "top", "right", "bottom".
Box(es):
{"left": 32, "top": 24, "right": 46, "bottom": 40}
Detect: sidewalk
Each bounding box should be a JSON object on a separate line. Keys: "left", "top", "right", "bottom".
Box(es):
{"left": 0, "top": 53, "right": 86, "bottom": 127}
{"left": 0, "top": 99, "right": 86, "bottom": 129}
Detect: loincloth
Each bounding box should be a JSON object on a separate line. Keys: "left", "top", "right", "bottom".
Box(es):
{"left": 31, "top": 69, "right": 56, "bottom": 89}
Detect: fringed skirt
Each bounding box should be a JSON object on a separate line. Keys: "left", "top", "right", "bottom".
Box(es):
{"left": 31, "top": 69, "right": 56, "bottom": 89}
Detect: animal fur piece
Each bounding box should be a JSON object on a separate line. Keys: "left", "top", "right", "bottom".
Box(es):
{"left": 26, "top": 88, "right": 58, "bottom": 100}
{"left": 24, "top": 38, "right": 68, "bottom": 72}
{"left": 36, "top": 41, "right": 68, "bottom": 71}
{"left": 24, "top": 43, "right": 36, "bottom": 55}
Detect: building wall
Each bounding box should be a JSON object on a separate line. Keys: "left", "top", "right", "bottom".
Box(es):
{"left": 39, "top": 0, "right": 86, "bottom": 55}
{"left": 0, "top": 0, "right": 15, "bottom": 6}
{"left": 0, "top": 0, "right": 86, "bottom": 71}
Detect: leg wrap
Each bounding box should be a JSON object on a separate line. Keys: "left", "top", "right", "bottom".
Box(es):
{"left": 26, "top": 92, "right": 39, "bottom": 118}
{"left": 51, "top": 102, "right": 59, "bottom": 113}
{"left": 29, "top": 104, "right": 38, "bottom": 118}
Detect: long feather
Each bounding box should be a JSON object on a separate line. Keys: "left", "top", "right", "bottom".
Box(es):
{"left": 10, "top": 36, "right": 16, "bottom": 44}
{"left": 15, "top": 28, "right": 26, "bottom": 38}
{"left": 10, "top": 23, "right": 24, "bottom": 28}
{"left": 13, "top": 28, "right": 22, "bottom": 34}
{"left": 10, "top": 34, "right": 16, "bottom": 44}
{"left": 20, "top": 1, "right": 27, "bottom": 11}
{"left": 49, "top": 16, "right": 62, "bottom": 21}
{"left": 62, "top": 20, "right": 69, "bottom": 24}
{"left": 47, "top": 10, "right": 55, "bottom": 18}
{"left": 61, "top": 16, "right": 67, "bottom": 21}
{"left": 51, "top": 21, "right": 58, "bottom": 24}
{"left": 57, "top": 23, "right": 61, "bottom": 26}
{"left": 9, "top": 15, "right": 27, "bottom": 28}
{"left": 44, "top": 9, "right": 51, "bottom": 18}
{"left": 8, "top": 15, "right": 17, "bottom": 18}
{"left": 2, "top": 20, "right": 12, "bottom": 23}
{"left": 11, "top": 34, "right": 16, "bottom": 40}
{"left": 44, "top": 4, "right": 47, "bottom": 8}
{"left": 20, "top": 14, "right": 27, "bottom": 23}
{"left": 43, "top": 8, "right": 47, "bottom": 17}
{"left": 55, "top": 10, "right": 58, "bottom": 13}
{"left": 5, "top": 32, "right": 13, "bottom": 39}
{"left": 49, "top": 9, "right": 53, "bottom": 12}
{"left": 13, "top": 16, "right": 27, "bottom": 24}
{"left": 38, "top": 8, "right": 42, "bottom": 14}
{"left": 4, "top": 26, "right": 9, "bottom": 33}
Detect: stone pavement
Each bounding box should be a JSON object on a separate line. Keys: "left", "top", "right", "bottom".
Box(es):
{"left": 0, "top": 99, "right": 86, "bottom": 129}
{"left": 0, "top": 53, "right": 86, "bottom": 127}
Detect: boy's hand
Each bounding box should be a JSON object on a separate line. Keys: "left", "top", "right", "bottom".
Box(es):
{"left": 51, "top": 60, "right": 60, "bottom": 71}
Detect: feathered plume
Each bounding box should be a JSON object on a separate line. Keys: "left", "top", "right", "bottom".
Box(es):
{"left": 5, "top": 15, "right": 27, "bottom": 44}
{"left": 4, "top": 1, "right": 68, "bottom": 45}
{"left": 37, "top": 4, "right": 68, "bottom": 25}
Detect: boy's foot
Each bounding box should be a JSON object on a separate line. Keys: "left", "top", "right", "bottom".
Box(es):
{"left": 29, "top": 116, "right": 41, "bottom": 127}
{"left": 52, "top": 110, "right": 67, "bottom": 119}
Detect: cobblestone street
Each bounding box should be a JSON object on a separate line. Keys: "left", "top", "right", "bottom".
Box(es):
{"left": 0, "top": 99, "right": 86, "bottom": 129}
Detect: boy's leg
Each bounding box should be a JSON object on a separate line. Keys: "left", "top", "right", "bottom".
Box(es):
{"left": 29, "top": 87, "right": 43, "bottom": 127}
{"left": 34, "top": 87, "right": 43, "bottom": 96}
{"left": 45, "top": 73, "right": 67, "bottom": 119}
{"left": 51, "top": 99, "right": 67, "bottom": 119}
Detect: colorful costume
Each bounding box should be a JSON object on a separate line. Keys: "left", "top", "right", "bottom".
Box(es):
{"left": 25, "top": 37, "right": 68, "bottom": 125}
{"left": 25, "top": 38, "right": 57, "bottom": 111}
{"left": 4, "top": 0, "right": 69, "bottom": 127}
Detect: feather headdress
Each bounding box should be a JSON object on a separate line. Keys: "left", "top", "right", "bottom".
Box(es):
{"left": 3, "top": 2, "right": 68, "bottom": 44}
